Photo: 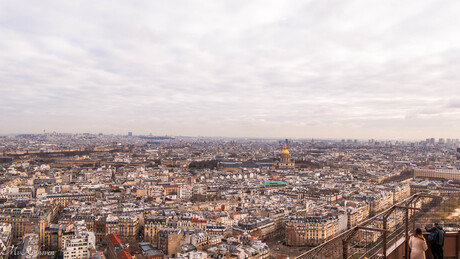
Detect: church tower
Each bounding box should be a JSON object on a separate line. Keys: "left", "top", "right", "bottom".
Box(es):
{"left": 278, "top": 142, "right": 295, "bottom": 169}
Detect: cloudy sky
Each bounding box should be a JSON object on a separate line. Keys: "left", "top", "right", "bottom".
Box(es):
{"left": 1, "top": 0, "right": 460, "bottom": 139}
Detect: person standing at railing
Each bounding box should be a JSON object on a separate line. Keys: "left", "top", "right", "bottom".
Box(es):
{"left": 409, "top": 228, "right": 428, "bottom": 259}
{"left": 425, "top": 223, "right": 445, "bottom": 259}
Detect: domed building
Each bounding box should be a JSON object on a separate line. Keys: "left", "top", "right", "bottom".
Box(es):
{"left": 278, "top": 143, "right": 295, "bottom": 169}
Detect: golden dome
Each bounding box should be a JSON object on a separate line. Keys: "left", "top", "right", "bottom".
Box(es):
{"left": 281, "top": 143, "right": 289, "bottom": 154}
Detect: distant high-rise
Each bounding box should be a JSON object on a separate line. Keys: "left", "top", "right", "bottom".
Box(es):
{"left": 128, "top": 132, "right": 133, "bottom": 137}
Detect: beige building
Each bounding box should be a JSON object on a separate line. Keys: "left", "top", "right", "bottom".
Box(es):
{"left": 414, "top": 168, "right": 460, "bottom": 180}
{"left": 47, "top": 193, "right": 94, "bottom": 207}
{"left": 233, "top": 217, "right": 276, "bottom": 240}
{"left": 61, "top": 230, "right": 95, "bottom": 259}
{"left": 144, "top": 218, "right": 167, "bottom": 244}
{"left": 393, "top": 184, "right": 411, "bottom": 203}
{"left": 369, "top": 191, "right": 393, "bottom": 216}
{"left": 118, "top": 216, "right": 139, "bottom": 243}
{"left": 285, "top": 214, "right": 339, "bottom": 246}
{"left": 157, "top": 228, "right": 184, "bottom": 256}
{"left": 346, "top": 203, "right": 370, "bottom": 229}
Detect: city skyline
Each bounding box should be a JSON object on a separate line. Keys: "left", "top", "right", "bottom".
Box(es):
{"left": 2, "top": 131, "right": 460, "bottom": 143}
{"left": 2, "top": 0, "right": 460, "bottom": 139}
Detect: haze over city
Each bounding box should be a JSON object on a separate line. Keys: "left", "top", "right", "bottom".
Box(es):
{"left": 2, "top": 0, "right": 460, "bottom": 139}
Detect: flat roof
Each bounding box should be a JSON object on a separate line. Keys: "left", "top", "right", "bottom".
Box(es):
{"left": 264, "top": 181, "right": 287, "bottom": 185}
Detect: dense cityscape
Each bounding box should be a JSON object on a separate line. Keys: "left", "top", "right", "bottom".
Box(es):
{"left": 2, "top": 1, "right": 460, "bottom": 258}
{"left": 0, "top": 133, "right": 458, "bottom": 258}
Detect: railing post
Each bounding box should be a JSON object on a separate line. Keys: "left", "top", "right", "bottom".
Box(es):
{"left": 411, "top": 197, "right": 420, "bottom": 233}
{"left": 342, "top": 239, "right": 348, "bottom": 259}
{"left": 383, "top": 217, "right": 387, "bottom": 258}
{"left": 405, "top": 208, "right": 409, "bottom": 259}
{"left": 457, "top": 231, "right": 460, "bottom": 259}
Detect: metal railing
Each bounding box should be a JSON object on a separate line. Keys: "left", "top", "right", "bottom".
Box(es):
{"left": 295, "top": 192, "right": 459, "bottom": 259}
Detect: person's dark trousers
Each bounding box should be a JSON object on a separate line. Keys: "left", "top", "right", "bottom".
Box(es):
{"left": 431, "top": 244, "right": 443, "bottom": 259}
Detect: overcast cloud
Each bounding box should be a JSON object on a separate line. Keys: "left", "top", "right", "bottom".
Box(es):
{"left": 1, "top": 0, "right": 460, "bottom": 139}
